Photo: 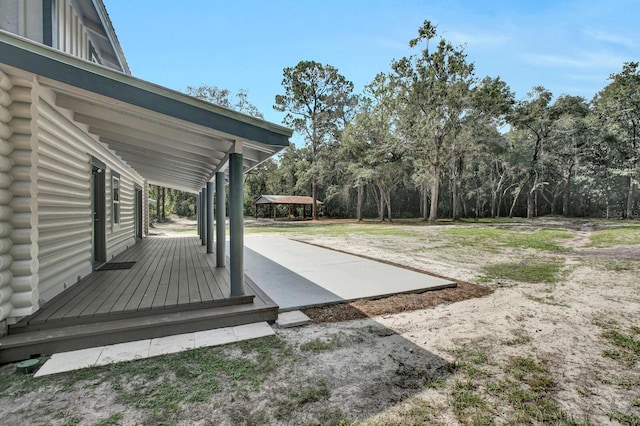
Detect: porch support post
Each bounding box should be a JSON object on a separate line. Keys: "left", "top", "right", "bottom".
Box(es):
{"left": 196, "top": 193, "right": 201, "bottom": 237}
{"left": 215, "top": 171, "right": 226, "bottom": 268}
{"left": 229, "top": 151, "right": 244, "bottom": 296}
{"left": 201, "top": 188, "right": 207, "bottom": 246}
{"left": 206, "top": 181, "right": 214, "bottom": 253}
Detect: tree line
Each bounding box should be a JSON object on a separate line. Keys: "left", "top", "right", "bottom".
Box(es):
{"left": 161, "top": 20, "right": 639, "bottom": 222}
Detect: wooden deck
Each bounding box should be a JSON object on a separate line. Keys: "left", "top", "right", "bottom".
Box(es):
{"left": 0, "top": 236, "right": 279, "bottom": 363}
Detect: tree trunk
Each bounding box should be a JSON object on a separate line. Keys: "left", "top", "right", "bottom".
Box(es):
{"left": 562, "top": 173, "right": 571, "bottom": 217}
{"left": 161, "top": 187, "right": 166, "bottom": 221}
{"left": 452, "top": 177, "right": 459, "bottom": 221}
{"left": 491, "top": 190, "right": 498, "bottom": 218}
{"left": 356, "top": 182, "right": 364, "bottom": 222}
{"left": 509, "top": 183, "right": 525, "bottom": 218}
{"left": 155, "top": 185, "right": 161, "bottom": 220}
{"left": 378, "top": 183, "right": 386, "bottom": 222}
{"left": 312, "top": 178, "right": 318, "bottom": 220}
{"left": 626, "top": 173, "right": 635, "bottom": 219}
{"left": 452, "top": 157, "right": 463, "bottom": 221}
{"left": 385, "top": 188, "right": 392, "bottom": 223}
{"left": 429, "top": 168, "right": 440, "bottom": 223}
{"left": 527, "top": 187, "right": 534, "bottom": 219}
{"left": 422, "top": 182, "right": 429, "bottom": 221}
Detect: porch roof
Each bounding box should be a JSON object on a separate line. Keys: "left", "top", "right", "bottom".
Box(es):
{"left": 0, "top": 31, "right": 292, "bottom": 193}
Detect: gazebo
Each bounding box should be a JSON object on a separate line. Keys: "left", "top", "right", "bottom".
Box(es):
{"left": 253, "top": 195, "right": 323, "bottom": 220}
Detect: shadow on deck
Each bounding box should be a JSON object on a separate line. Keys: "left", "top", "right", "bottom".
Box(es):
{"left": 0, "top": 236, "right": 278, "bottom": 363}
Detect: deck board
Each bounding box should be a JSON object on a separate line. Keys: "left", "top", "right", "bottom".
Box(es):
{"left": 20, "top": 236, "right": 246, "bottom": 327}
{"left": 3, "top": 235, "right": 280, "bottom": 361}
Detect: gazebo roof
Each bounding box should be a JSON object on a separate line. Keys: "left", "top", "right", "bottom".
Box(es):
{"left": 253, "top": 195, "right": 323, "bottom": 205}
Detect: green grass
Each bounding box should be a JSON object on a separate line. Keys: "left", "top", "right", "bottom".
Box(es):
{"left": 447, "top": 227, "right": 572, "bottom": 252}
{"left": 588, "top": 225, "right": 640, "bottom": 247}
{"left": 93, "top": 413, "right": 123, "bottom": 426}
{"left": 441, "top": 344, "right": 590, "bottom": 426}
{"left": 300, "top": 335, "right": 346, "bottom": 352}
{"left": 524, "top": 293, "right": 570, "bottom": 308}
{"left": 364, "top": 397, "right": 445, "bottom": 425}
{"left": 608, "top": 411, "right": 640, "bottom": 425}
{"left": 601, "top": 329, "right": 640, "bottom": 364}
{"left": 481, "top": 258, "right": 565, "bottom": 284}
{"left": 1, "top": 336, "right": 292, "bottom": 425}
{"left": 245, "top": 222, "right": 414, "bottom": 237}
{"left": 62, "top": 416, "right": 82, "bottom": 426}
{"left": 274, "top": 380, "right": 332, "bottom": 420}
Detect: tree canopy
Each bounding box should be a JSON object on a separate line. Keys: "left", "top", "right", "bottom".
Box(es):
{"left": 160, "top": 26, "right": 640, "bottom": 222}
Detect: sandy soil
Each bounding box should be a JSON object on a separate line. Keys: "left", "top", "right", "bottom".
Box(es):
{"left": 0, "top": 219, "right": 638, "bottom": 425}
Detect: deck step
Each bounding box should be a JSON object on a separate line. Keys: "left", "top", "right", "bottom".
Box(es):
{"left": 0, "top": 302, "right": 278, "bottom": 364}
{"left": 9, "top": 294, "right": 255, "bottom": 334}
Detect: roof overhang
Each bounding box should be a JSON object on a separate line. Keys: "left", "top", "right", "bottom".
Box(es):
{"left": 0, "top": 31, "right": 292, "bottom": 193}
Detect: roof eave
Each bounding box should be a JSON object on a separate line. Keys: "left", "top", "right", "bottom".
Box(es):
{"left": 0, "top": 31, "right": 293, "bottom": 147}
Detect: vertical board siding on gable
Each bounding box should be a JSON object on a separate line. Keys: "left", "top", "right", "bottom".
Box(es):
{"left": 6, "top": 77, "right": 39, "bottom": 321}
{"left": 54, "top": 0, "right": 90, "bottom": 62}
{"left": 0, "top": 70, "right": 15, "bottom": 322}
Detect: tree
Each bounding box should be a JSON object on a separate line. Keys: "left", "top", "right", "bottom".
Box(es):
{"left": 593, "top": 62, "right": 640, "bottom": 219}
{"left": 449, "top": 77, "right": 514, "bottom": 220}
{"left": 186, "top": 85, "right": 264, "bottom": 119}
{"left": 274, "top": 61, "right": 356, "bottom": 220}
{"left": 342, "top": 74, "right": 405, "bottom": 221}
{"left": 508, "top": 86, "right": 554, "bottom": 219}
{"left": 391, "top": 21, "right": 475, "bottom": 222}
{"left": 547, "top": 95, "right": 590, "bottom": 216}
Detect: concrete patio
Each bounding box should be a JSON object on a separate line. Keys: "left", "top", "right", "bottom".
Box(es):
{"left": 243, "top": 236, "right": 456, "bottom": 311}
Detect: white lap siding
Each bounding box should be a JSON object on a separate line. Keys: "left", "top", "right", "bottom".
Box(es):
{"left": 36, "top": 87, "right": 143, "bottom": 306}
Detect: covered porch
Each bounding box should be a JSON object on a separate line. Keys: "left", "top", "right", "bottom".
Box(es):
{"left": 0, "top": 236, "right": 278, "bottom": 363}
{"left": 0, "top": 32, "right": 292, "bottom": 362}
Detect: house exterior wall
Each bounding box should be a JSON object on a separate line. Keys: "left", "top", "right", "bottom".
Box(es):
{"left": 36, "top": 86, "right": 144, "bottom": 305}
{"left": 0, "top": 72, "right": 144, "bottom": 324}
{"left": 0, "top": 72, "right": 39, "bottom": 323}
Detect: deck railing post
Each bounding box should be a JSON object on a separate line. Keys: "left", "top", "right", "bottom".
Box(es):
{"left": 201, "top": 188, "right": 207, "bottom": 246}
{"left": 229, "top": 152, "right": 244, "bottom": 296}
{"left": 215, "top": 171, "right": 226, "bottom": 268}
{"left": 206, "top": 181, "right": 214, "bottom": 253}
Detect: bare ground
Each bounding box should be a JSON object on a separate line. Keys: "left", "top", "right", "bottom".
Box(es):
{"left": 0, "top": 218, "right": 638, "bottom": 425}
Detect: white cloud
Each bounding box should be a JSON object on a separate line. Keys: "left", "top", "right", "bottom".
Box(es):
{"left": 446, "top": 30, "right": 508, "bottom": 48}
{"left": 522, "top": 50, "right": 628, "bottom": 70}
{"left": 585, "top": 30, "right": 635, "bottom": 49}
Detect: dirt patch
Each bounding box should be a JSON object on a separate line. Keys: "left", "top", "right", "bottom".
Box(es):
{"left": 304, "top": 282, "right": 492, "bottom": 323}
{"left": 574, "top": 246, "right": 640, "bottom": 260}
{"left": 149, "top": 214, "right": 197, "bottom": 235}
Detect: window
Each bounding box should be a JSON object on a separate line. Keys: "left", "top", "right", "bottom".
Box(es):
{"left": 89, "top": 42, "right": 101, "bottom": 64}
{"left": 42, "top": 0, "right": 55, "bottom": 47}
{"left": 112, "top": 172, "right": 120, "bottom": 226}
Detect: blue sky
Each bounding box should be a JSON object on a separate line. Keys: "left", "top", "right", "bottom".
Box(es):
{"left": 106, "top": 0, "right": 639, "bottom": 128}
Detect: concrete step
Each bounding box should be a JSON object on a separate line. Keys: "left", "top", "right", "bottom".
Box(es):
{"left": 0, "top": 302, "right": 277, "bottom": 364}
